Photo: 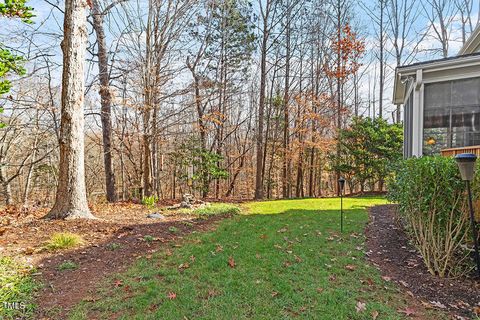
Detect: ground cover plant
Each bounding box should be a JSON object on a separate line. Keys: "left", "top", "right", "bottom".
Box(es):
{"left": 69, "top": 197, "right": 446, "bottom": 320}
{"left": 45, "top": 232, "right": 83, "bottom": 251}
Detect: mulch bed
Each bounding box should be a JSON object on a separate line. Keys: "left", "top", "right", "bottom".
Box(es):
{"left": 366, "top": 204, "right": 480, "bottom": 319}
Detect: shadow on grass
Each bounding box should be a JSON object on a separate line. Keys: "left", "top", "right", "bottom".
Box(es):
{"left": 64, "top": 204, "right": 427, "bottom": 320}
{"left": 32, "top": 214, "right": 231, "bottom": 319}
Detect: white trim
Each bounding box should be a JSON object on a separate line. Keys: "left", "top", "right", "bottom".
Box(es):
{"left": 412, "top": 82, "right": 422, "bottom": 157}
{"left": 419, "top": 83, "right": 424, "bottom": 156}
{"left": 404, "top": 81, "right": 414, "bottom": 102}
{"left": 422, "top": 71, "right": 480, "bottom": 84}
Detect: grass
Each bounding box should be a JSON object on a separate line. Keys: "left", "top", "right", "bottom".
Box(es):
{"left": 69, "top": 197, "right": 446, "bottom": 320}
{"left": 107, "top": 243, "right": 122, "bottom": 251}
{"left": 45, "top": 232, "right": 83, "bottom": 251}
{"left": 0, "top": 257, "right": 39, "bottom": 319}
{"left": 193, "top": 203, "right": 240, "bottom": 217}
{"left": 57, "top": 260, "right": 78, "bottom": 271}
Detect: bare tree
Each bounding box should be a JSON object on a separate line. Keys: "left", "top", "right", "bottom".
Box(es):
{"left": 422, "top": 0, "right": 458, "bottom": 58}
{"left": 91, "top": 0, "right": 118, "bottom": 202}
{"left": 45, "top": 0, "right": 94, "bottom": 219}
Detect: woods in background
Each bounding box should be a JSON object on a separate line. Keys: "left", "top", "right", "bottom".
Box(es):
{"left": 0, "top": 0, "right": 474, "bottom": 208}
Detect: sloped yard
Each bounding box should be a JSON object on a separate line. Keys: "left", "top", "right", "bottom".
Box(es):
{"left": 66, "top": 197, "right": 446, "bottom": 320}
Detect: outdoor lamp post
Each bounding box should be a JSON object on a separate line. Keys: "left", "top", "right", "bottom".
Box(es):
{"left": 455, "top": 153, "right": 480, "bottom": 278}
{"left": 338, "top": 177, "right": 346, "bottom": 233}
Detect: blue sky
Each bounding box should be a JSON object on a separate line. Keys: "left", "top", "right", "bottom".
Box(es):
{"left": 2, "top": 0, "right": 480, "bottom": 121}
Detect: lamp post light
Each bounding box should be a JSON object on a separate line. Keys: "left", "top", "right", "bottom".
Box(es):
{"left": 455, "top": 153, "right": 480, "bottom": 278}
{"left": 338, "top": 177, "right": 346, "bottom": 233}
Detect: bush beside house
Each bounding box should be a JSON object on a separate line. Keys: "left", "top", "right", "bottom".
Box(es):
{"left": 388, "top": 156, "right": 479, "bottom": 278}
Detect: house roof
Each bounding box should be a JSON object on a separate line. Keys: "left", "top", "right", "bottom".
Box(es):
{"left": 393, "top": 52, "right": 480, "bottom": 104}
{"left": 396, "top": 51, "right": 480, "bottom": 71}
{"left": 459, "top": 23, "right": 480, "bottom": 55}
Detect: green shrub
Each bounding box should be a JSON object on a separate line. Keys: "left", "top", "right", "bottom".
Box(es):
{"left": 388, "top": 156, "right": 478, "bottom": 277}
{"left": 45, "top": 232, "right": 83, "bottom": 251}
{"left": 194, "top": 203, "right": 240, "bottom": 218}
{"left": 141, "top": 195, "right": 158, "bottom": 209}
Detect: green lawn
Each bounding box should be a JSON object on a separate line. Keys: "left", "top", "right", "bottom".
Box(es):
{"left": 69, "top": 197, "right": 442, "bottom": 319}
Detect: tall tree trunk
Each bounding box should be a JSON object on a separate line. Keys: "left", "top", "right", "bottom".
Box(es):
{"left": 92, "top": 0, "right": 117, "bottom": 202}
{"left": 282, "top": 0, "right": 291, "bottom": 199}
{"left": 45, "top": 0, "right": 94, "bottom": 219}
{"left": 255, "top": 19, "right": 268, "bottom": 200}
{"left": 378, "top": 0, "right": 384, "bottom": 119}
{"left": 335, "top": 0, "right": 342, "bottom": 196}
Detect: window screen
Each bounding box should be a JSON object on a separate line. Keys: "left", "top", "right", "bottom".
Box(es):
{"left": 423, "top": 77, "right": 480, "bottom": 156}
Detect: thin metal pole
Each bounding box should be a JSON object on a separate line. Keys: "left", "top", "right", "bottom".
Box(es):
{"left": 340, "top": 191, "right": 343, "bottom": 233}
{"left": 466, "top": 180, "right": 480, "bottom": 278}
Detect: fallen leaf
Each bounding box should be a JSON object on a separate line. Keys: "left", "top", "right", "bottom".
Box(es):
{"left": 345, "top": 265, "right": 356, "bottom": 271}
{"left": 329, "top": 274, "right": 337, "bottom": 282}
{"left": 271, "top": 291, "right": 279, "bottom": 297}
{"left": 165, "top": 249, "right": 173, "bottom": 256}
{"left": 216, "top": 244, "right": 223, "bottom": 252}
{"left": 113, "top": 279, "right": 123, "bottom": 287}
{"left": 356, "top": 301, "right": 366, "bottom": 313}
{"left": 167, "top": 291, "right": 177, "bottom": 300}
{"left": 260, "top": 234, "right": 268, "bottom": 239}
{"left": 381, "top": 276, "right": 391, "bottom": 282}
{"left": 316, "top": 288, "right": 324, "bottom": 293}
{"left": 371, "top": 310, "right": 379, "bottom": 320}
{"left": 430, "top": 301, "right": 446, "bottom": 309}
{"left": 473, "top": 306, "right": 480, "bottom": 315}
{"left": 397, "top": 307, "right": 415, "bottom": 316}
{"left": 399, "top": 280, "right": 409, "bottom": 287}
{"left": 228, "top": 256, "right": 236, "bottom": 268}
{"left": 277, "top": 228, "right": 288, "bottom": 233}
{"left": 190, "top": 255, "right": 196, "bottom": 262}
{"left": 178, "top": 263, "right": 190, "bottom": 270}
{"left": 294, "top": 255, "right": 303, "bottom": 263}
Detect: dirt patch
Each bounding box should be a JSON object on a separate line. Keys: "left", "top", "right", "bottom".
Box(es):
{"left": 366, "top": 204, "right": 480, "bottom": 319}
{"left": 0, "top": 203, "right": 229, "bottom": 319}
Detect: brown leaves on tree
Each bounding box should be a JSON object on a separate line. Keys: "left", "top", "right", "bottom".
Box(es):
{"left": 324, "top": 24, "right": 365, "bottom": 82}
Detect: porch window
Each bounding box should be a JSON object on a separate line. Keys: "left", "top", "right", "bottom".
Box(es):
{"left": 423, "top": 77, "right": 480, "bottom": 156}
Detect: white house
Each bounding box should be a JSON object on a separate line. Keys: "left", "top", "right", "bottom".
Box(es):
{"left": 393, "top": 27, "right": 480, "bottom": 158}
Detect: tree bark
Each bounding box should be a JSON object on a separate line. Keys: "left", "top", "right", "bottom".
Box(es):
{"left": 45, "top": 0, "right": 94, "bottom": 219}
{"left": 255, "top": 17, "right": 268, "bottom": 200}
{"left": 92, "top": 0, "right": 117, "bottom": 202}
{"left": 282, "top": 1, "right": 291, "bottom": 199}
